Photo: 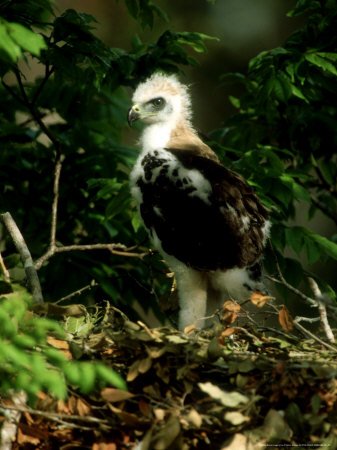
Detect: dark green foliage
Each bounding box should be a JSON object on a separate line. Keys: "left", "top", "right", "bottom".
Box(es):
{"left": 0, "top": 1, "right": 214, "bottom": 310}
{"left": 215, "top": 0, "right": 337, "bottom": 298}
{"left": 0, "top": 0, "right": 215, "bottom": 399}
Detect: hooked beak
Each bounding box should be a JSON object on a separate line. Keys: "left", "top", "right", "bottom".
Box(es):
{"left": 127, "top": 105, "right": 141, "bottom": 127}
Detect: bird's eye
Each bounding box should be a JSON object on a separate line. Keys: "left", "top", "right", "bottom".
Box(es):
{"left": 151, "top": 97, "right": 165, "bottom": 108}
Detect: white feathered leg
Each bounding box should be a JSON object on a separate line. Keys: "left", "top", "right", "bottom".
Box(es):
{"left": 173, "top": 265, "right": 207, "bottom": 331}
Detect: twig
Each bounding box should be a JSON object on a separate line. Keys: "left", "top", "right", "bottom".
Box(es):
{"left": 55, "top": 280, "right": 99, "bottom": 304}
{"left": 35, "top": 243, "right": 149, "bottom": 270}
{"left": 13, "top": 68, "right": 61, "bottom": 156}
{"left": 308, "top": 277, "right": 335, "bottom": 343}
{"left": 1, "top": 79, "right": 26, "bottom": 107}
{"left": 50, "top": 156, "right": 62, "bottom": 249}
{"left": 293, "top": 319, "right": 337, "bottom": 352}
{"left": 0, "top": 212, "right": 43, "bottom": 304}
{"left": 294, "top": 316, "right": 320, "bottom": 324}
{"left": 268, "top": 253, "right": 318, "bottom": 307}
{"left": 0, "top": 403, "right": 109, "bottom": 426}
{"left": 0, "top": 251, "right": 10, "bottom": 283}
{"left": 31, "top": 64, "right": 54, "bottom": 106}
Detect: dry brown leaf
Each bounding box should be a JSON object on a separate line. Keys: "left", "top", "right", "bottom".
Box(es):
{"left": 138, "top": 356, "right": 153, "bottom": 374}
{"left": 279, "top": 305, "right": 294, "bottom": 332}
{"left": 18, "top": 422, "right": 49, "bottom": 442}
{"left": 92, "top": 443, "right": 117, "bottom": 450}
{"left": 127, "top": 359, "right": 141, "bottom": 382}
{"left": 47, "top": 336, "right": 72, "bottom": 359}
{"left": 101, "top": 388, "right": 134, "bottom": 403}
{"left": 221, "top": 301, "right": 240, "bottom": 325}
{"left": 52, "top": 428, "right": 74, "bottom": 442}
{"left": 60, "top": 441, "right": 83, "bottom": 450}
{"left": 17, "top": 427, "right": 41, "bottom": 446}
{"left": 68, "top": 395, "right": 77, "bottom": 414}
{"left": 57, "top": 399, "right": 70, "bottom": 414}
{"left": 184, "top": 323, "right": 196, "bottom": 335}
{"left": 108, "top": 404, "right": 147, "bottom": 427}
{"left": 76, "top": 397, "right": 91, "bottom": 416}
{"left": 250, "top": 292, "right": 273, "bottom": 308}
{"left": 138, "top": 398, "right": 152, "bottom": 417}
{"left": 221, "top": 327, "right": 236, "bottom": 337}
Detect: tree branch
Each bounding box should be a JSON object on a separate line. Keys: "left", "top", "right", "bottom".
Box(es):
{"left": 35, "top": 243, "right": 149, "bottom": 270}
{"left": 307, "top": 277, "right": 335, "bottom": 343}
{"left": 293, "top": 319, "right": 337, "bottom": 352}
{"left": 269, "top": 243, "right": 336, "bottom": 345}
{"left": 0, "top": 212, "right": 43, "bottom": 304}
{"left": 0, "top": 251, "right": 10, "bottom": 283}
{"left": 31, "top": 64, "right": 54, "bottom": 106}
{"left": 50, "top": 157, "right": 62, "bottom": 249}
{"left": 268, "top": 245, "right": 318, "bottom": 307}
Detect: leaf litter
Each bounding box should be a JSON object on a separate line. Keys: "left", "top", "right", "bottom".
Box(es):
{"left": 1, "top": 301, "right": 337, "bottom": 449}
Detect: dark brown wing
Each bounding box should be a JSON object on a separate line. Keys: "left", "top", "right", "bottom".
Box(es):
{"left": 137, "top": 147, "right": 269, "bottom": 271}
{"left": 166, "top": 148, "right": 269, "bottom": 267}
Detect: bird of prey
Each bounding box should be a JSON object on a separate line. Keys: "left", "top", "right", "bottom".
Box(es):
{"left": 128, "top": 73, "right": 270, "bottom": 330}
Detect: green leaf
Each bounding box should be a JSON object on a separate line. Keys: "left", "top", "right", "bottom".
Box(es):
{"left": 285, "top": 226, "right": 304, "bottom": 256}
{"left": 105, "top": 183, "right": 131, "bottom": 220}
{"left": 44, "top": 348, "right": 68, "bottom": 366}
{"left": 305, "top": 231, "right": 337, "bottom": 261}
{"left": 319, "top": 159, "right": 336, "bottom": 186}
{"left": 177, "top": 32, "right": 219, "bottom": 54}
{"left": 305, "top": 53, "right": 337, "bottom": 76}
{"left": 273, "top": 72, "right": 292, "bottom": 103}
{"left": 131, "top": 209, "right": 143, "bottom": 233}
{"left": 125, "top": 0, "right": 138, "bottom": 18}
{"left": 229, "top": 95, "right": 240, "bottom": 109}
{"left": 270, "top": 223, "right": 286, "bottom": 250}
{"left": 63, "top": 362, "right": 82, "bottom": 385}
{"left": 290, "top": 84, "right": 309, "bottom": 102}
{"left": 287, "top": 0, "right": 321, "bottom": 17}
{"left": 44, "top": 371, "right": 67, "bottom": 399}
{"left": 95, "top": 363, "right": 127, "bottom": 390}
{"left": 7, "top": 22, "right": 46, "bottom": 56}
{"left": 0, "top": 22, "right": 22, "bottom": 62}
{"left": 291, "top": 180, "right": 311, "bottom": 202}
{"left": 304, "top": 237, "right": 321, "bottom": 265}
{"left": 78, "top": 362, "right": 96, "bottom": 394}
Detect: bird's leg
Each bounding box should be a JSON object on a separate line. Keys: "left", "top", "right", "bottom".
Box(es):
{"left": 174, "top": 268, "right": 208, "bottom": 331}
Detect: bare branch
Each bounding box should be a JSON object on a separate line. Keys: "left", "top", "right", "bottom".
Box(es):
{"left": 55, "top": 280, "right": 98, "bottom": 304}
{"left": 31, "top": 64, "right": 54, "bottom": 106}
{"left": 35, "top": 243, "right": 149, "bottom": 270}
{"left": 0, "top": 403, "right": 109, "bottom": 426}
{"left": 0, "top": 212, "right": 43, "bottom": 304}
{"left": 0, "top": 251, "right": 10, "bottom": 283}
{"left": 267, "top": 246, "right": 318, "bottom": 307}
{"left": 1, "top": 79, "right": 26, "bottom": 107}
{"left": 50, "top": 157, "right": 63, "bottom": 249}
{"left": 308, "top": 277, "right": 335, "bottom": 343}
